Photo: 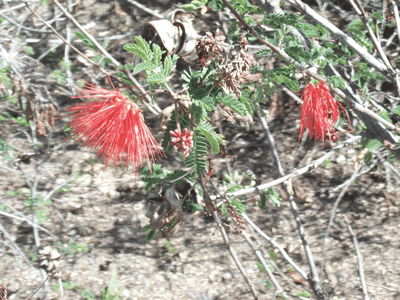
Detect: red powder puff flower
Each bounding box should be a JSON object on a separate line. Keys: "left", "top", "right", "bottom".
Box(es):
{"left": 298, "top": 80, "right": 351, "bottom": 147}
{"left": 169, "top": 128, "right": 194, "bottom": 157}
{"left": 67, "top": 83, "right": 164, "bottom": 172}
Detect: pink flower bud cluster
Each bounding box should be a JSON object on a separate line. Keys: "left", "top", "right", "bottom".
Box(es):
{"left": 169, "top": 128, "right": 194, "bottom": 157}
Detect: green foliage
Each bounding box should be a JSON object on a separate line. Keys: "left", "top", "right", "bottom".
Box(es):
{"left": 361, "top": 138, "right": 383, "bottom": 152}
{"left": 75, "top": 31, "right": 99, "bottom": 52}
{"left": 327, "top": 76, "right": 346, "bottom": 89}
{"left": 102, "top": 270, "right": 124, "bottom": 300}
{"left": 145, "top": 229, "right": 157, "bottom": 242}
{"left": 140, "top": 164, "right": 195, "bottom": 191}
{"left": 240, "top": 90, "right": 255, "bottom": 115}
{"left": 256, "top": 64, "right": 299, "bottom": 91}
{"left": 208, "top": 0, "right": 224, "bottom": 11}
{"left": 219, "top": 93, "right": 246, "bottom": 116}
{"left": 185, "top": 132, "right": 207, "bottom": 174}
{"left": 361, "top": 138, "right": 383, "bottom": 164}
{"left": 141, "top": 224, "right": 153, "bottom": 233}
{"left": 296, "top": 291, "right": 311, "bottom": 298}
{"left": 182, "top": 0, "right": 207, "bottom": 11}
{"left": 351, "top": 61, "right": 386, "bottom": 88}
{"left": 260, "top": 188, "right": 282, "bottom": 208}
{"left": 257, "top": 259, "right": 274, "bottom": 274}
{"left": 258, "top": 192, "right": 267, "bottom": 209}
{"left": 166, "top": 241, "right": 174, "bottom": 253}
{"left": 124, "top": 37, "right": 177, "bottom": 85}
{"left": 230, "top": 198, "right": 247, "bottom": 214}
{"left": 197, "top": 121, "right": 220, "bottom": 154}
{"left": 124, "top": 36, "right": 152, "bottom": 61}
{"left": 347, "top": 19, "right": 375, "bottom": 53}
{"left": 323, "top": 159, "right": 332, "bottom": 168}
{"left": 24, "top": 46, "right": 35, "bottom": 55}
{"left": 82, "top": 289, "right": 95, "bottom": 300}
{"left": 51, "top": 69, "right": 67, "bottom": 85}
{"left": 265, "top": 280, "right": 273, "bottom": 290}
{"left": 55, "top": 240, "right": 88, "bottom": 256}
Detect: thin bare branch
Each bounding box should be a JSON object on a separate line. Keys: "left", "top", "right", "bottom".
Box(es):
{"left": 254, "top": 103, "right": 324, "bottom": 299}
{"left": 242, "top": 213, "right": 309, "bottom": 280}
{"left": 242, "top": 231, "right": 288, "bottom": 298}
{"left": 125, "top": 0, "right": 164, "bottom": 19}
{"left": 0, "top": 222, "right": 38, "bottom": 270}
{"left": 198, "top": 176, "right": 258, "bottom": 299}
{"left": 343, "top": 214, "right": 369, "bottom": 300}
{"left": 219, "top": 136, "right": 361, "bottom": 199}
{"left": 321, "top": 163, "right": 363, "bottom": 274}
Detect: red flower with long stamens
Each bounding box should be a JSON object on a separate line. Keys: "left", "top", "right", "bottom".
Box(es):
{"left": 67, "top": 83, "right": 164, "bottom": 172}
{"left": 298, "top": 80, "right": 351, "bottom": 147}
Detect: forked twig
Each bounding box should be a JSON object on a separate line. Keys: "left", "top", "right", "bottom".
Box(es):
{"left": 242, "top": 213, "right": 308, "bottom": 280}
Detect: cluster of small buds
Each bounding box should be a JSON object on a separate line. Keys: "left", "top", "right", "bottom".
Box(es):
{"left": 169, "top": 128, "right": 194, "bottom": 157}
{"left": 195, "top": 30, "right": 225, "bottom": 69}
{"left": 38, "top": 246, "right": 61, "bottom": 278}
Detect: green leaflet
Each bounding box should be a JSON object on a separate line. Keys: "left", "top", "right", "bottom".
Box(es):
{"left": 147, "top": 73, "right": 166, "bottom": 84}
{"left": 134, "top": 62, "right": 157, "bottom": 74}
{"left": 361, "top": 138, "right": 383, "bottom": 152}
{"left": 185, "top": 133, "right": 207, "bottom": 174}
{"left": 152, "top": 43, "right": 163, "bottom": 65}
{"left": 75, "top": 31, "right": 99, "bottom": 52}
{"left": 123, "top": 36, "right": 152, "bottom": 62}
{"left": 240, "top": 90, "right": 255, "bottom": 115}
{"left": 181, "top": 0, "right": 207, "bottom": 11}
{"left": 220, "top": 94, "right": 246, "bottom": 116}
{"left": 327, "top": 75, "right": 346, "bottom": 89}
{"left": 162, "top": 55, "right": 179, "bottom": 78}
{"left": 197, "top": 121, "right": 219, "bottom": 154}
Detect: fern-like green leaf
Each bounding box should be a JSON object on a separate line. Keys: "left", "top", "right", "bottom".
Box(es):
{"left": 199, "top": 95, "right": 215, "bottom": 111}
{"left": 152, "top": 43, "right": 163, "bottom": 65}
{"left": 123, "top": 36, "right": 152, "bottom": 62}
{"left": 134, "top": 62, "right": 157, "bottom": 74}
{"left": 185, "top": 133, "right": 207, "bottom": 174}
{"left": 161, "top": 55, "right": 177, "bottom": 78}
{"left": 147, "top": 73, "right": 166, "bottom": 84}
{"left": 220, "top": 94, "right": 246, "bottom": 116}
{"left": 197, "top": 121, "right": 219, "bottom": 154}
{"left": 240, "top": 91, "right": 255, "bottom": 115}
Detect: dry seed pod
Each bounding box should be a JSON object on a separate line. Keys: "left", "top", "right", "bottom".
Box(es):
{"left": 142, "top": 9, "right": 198, "bottom": 57}
{"left": 38, "top": 246, "right": 61, "bottom": 274}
